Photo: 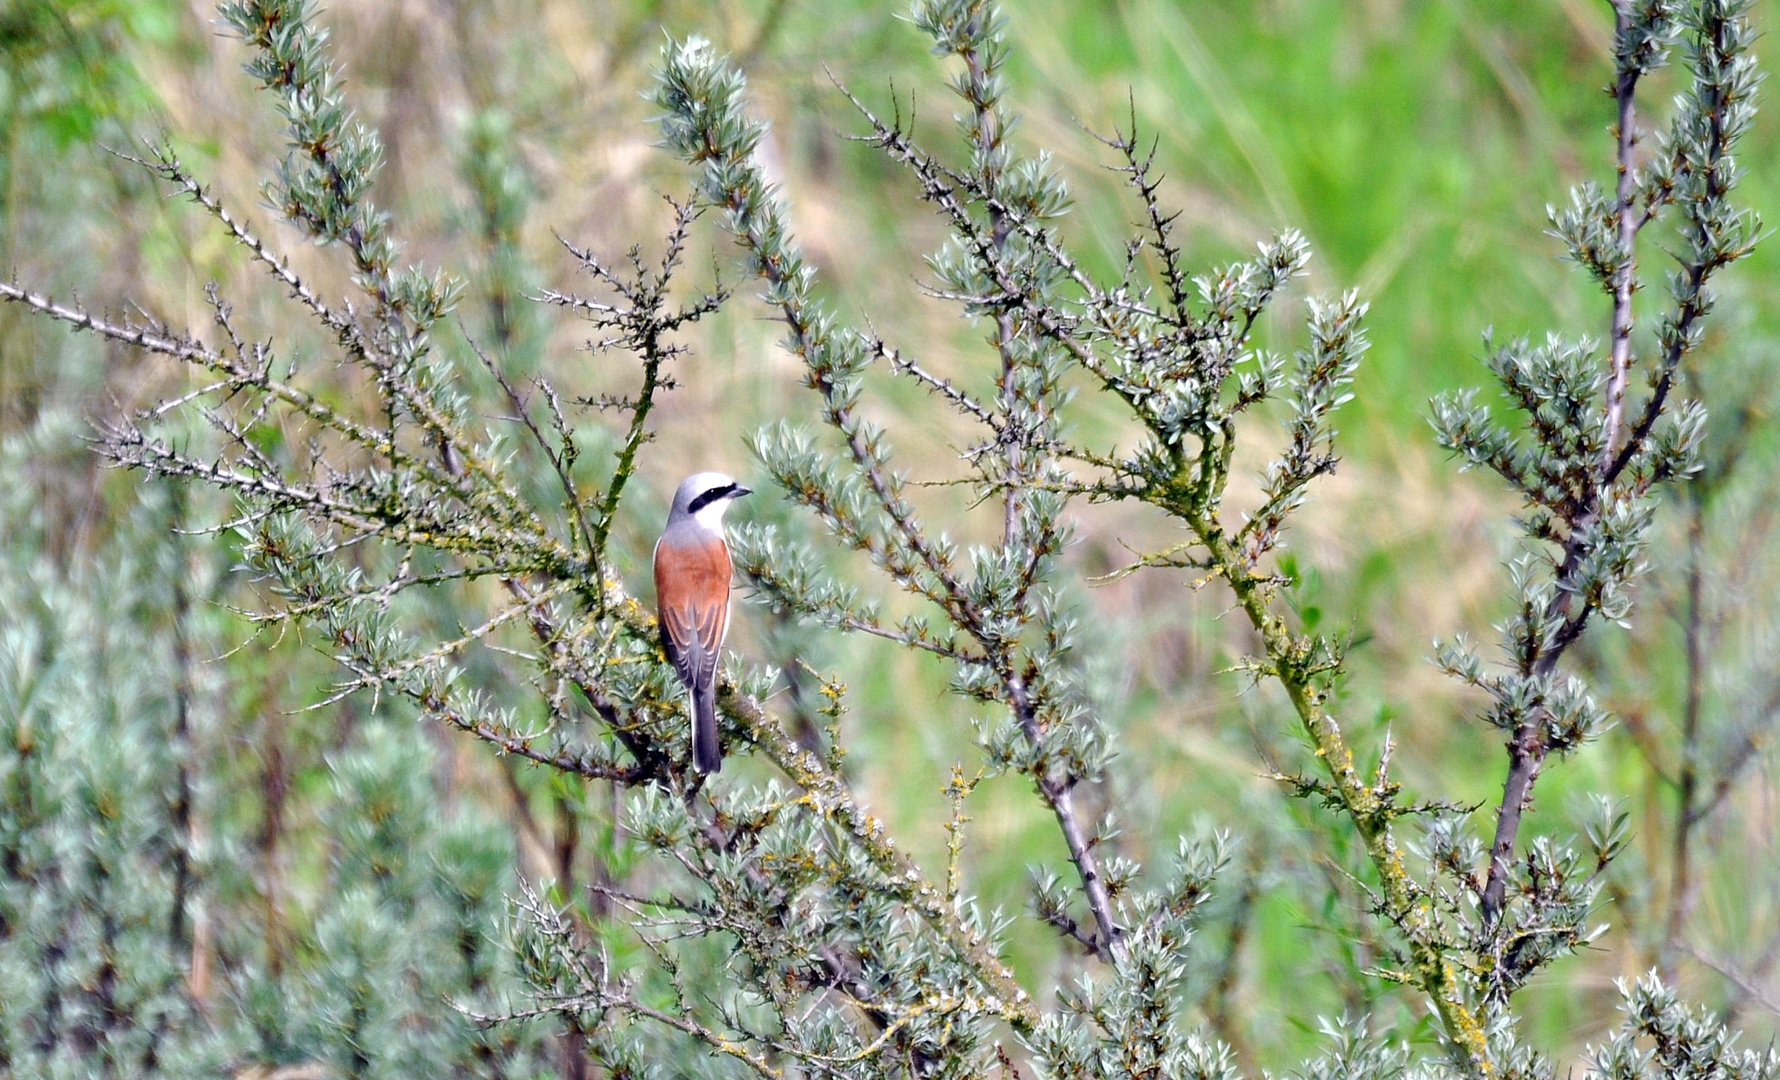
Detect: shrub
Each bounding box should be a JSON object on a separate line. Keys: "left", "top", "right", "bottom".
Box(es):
{"left": 2, "top": 0, "right": 1776, "bottom": 1076}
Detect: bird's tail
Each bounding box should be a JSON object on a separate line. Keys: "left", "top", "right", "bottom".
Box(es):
{"left": 692, "top": 680, "right": 722, "bottom": 774}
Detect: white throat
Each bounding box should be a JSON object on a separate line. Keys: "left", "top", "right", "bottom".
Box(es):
{"left": 691, "top": 500, "right": 732, "bottom": 532}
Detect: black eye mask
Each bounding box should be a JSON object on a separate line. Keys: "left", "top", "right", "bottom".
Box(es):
{"left": 686, "top": 483, "right": 737, "bottom": 514}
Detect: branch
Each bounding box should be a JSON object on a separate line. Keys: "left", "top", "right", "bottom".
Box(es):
{"left": 1600, "top": 0, "right": 1650, "bottom": 465}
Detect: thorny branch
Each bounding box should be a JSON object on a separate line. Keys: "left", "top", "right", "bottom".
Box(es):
{"left": 1472, "top": 0, "right": 1758, "bottom": 929}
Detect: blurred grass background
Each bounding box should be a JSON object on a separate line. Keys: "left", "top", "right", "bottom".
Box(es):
{"left": 4, "top": 0, "right": 1779, "bottom": 1068}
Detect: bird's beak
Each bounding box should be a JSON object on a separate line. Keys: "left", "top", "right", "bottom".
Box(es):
{"left": 731, "top": 485, "right": 752, "bottom": 498}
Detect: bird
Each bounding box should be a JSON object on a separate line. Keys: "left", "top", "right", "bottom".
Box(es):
{"left": 653, "top": 471, "right": 751, "bottom": 774}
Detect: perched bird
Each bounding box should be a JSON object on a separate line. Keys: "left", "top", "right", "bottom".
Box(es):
{"left": 653, "top": 471, "right": 750, "bottom": 774}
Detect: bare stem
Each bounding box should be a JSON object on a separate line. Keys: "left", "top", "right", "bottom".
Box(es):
{"left": 1190, "top": 511, "right": 1494, "bottom": 1074}
{"left": 1602, "top": 0, "right": 1645, "bottom": 464}
{"left": 1662, "top": 484, "right": 1708, "bottom": 977}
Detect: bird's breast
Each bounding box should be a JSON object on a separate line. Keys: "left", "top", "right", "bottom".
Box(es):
{"left": 653, "top": 529, "right": 733, "bottom": 613}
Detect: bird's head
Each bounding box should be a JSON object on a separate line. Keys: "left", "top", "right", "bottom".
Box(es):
{"left": 671, "top": 471, "right": 752, "bottom": 529}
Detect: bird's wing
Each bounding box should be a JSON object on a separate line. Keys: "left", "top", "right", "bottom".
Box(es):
{"left": 653, "top": 533, "right": 733, "bottom": 692}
